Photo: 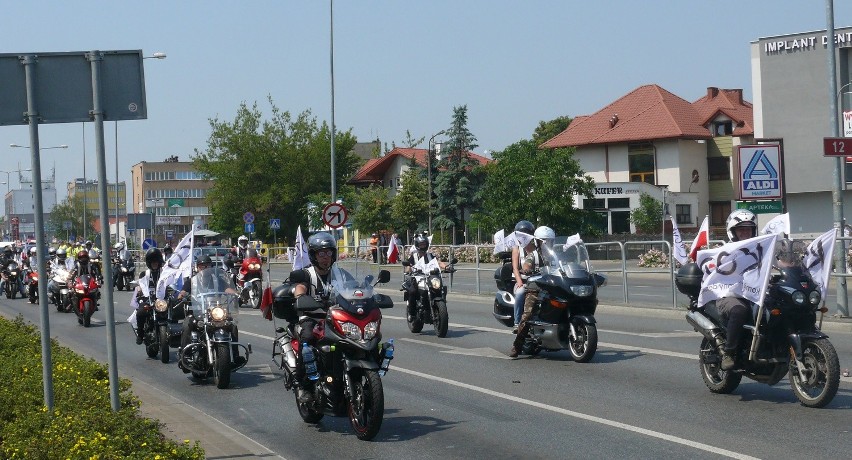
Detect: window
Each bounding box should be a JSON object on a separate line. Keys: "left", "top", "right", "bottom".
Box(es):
{"left": 628, "top": 144, "right": 655, "bottom": 184}
{"left": 708, "top": 157, "right": 730, "bottom": 180}
{"left": 608, "top": 198, "right": 630, "bottom": 208}
{"left": 710, "top": 201, "right": 731, "bottom": 227}
{"left": 584, "top": 198, "right": 606, "bottom": 209}
{"left": 713, "top": 121, "right": 733, "bottom": 136}
{"left": 611, "top": 211, "right": 631, "bottom": 234}
{"left": 676, "top": 204, "right": 691, "bottom": 225}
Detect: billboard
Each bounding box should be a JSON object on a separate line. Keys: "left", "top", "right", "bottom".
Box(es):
{"left": 734, "top": 144, "right": 783, "bottom": 200}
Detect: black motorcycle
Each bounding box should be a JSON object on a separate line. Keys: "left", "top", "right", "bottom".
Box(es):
{"left": 401, "top": 257, "right": 456, "bottom": 337}
{"left": 179, "top": 267, "right": 251, "bottom": 389}
{"left": 493, "top": 239, "right": 606, "bottom": 361}
{"left": 3, "top": 261, "right": 21, "bottom": 299}
{"left": 113, "top": 250, "right": 135, "bottom": 291}
{"left": 271, "top": 266, "right": 394, "bottom": 441}
{"left": 135, "top": 285, "right": 182, "bottom": 363}
{"left": 678, "top": 238, "right": 841, "bottom": 408}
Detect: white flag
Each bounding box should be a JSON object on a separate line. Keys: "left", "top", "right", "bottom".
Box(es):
{"left": 513, "top": 230, "right": 534, "bottom": 248}
{"left": 696, "top": 233, "right": 778, "bottom": 308}
{"left": 493, "top": 229, "right": 506, "bottom": 254}
{"left": 292, "top": 226, "right": 310, "bottom": 271}
{"left": 156, "top": 226, "right": 196, "bottom": 300}
{"left": 670, "top": 217, "right": 689, "bottom": 265}
{"left": 563, "top": 233, "right": 582, "bottom": 251}
{"left": 761, "top": 212, "right": 791, "bottom": 237}
{"left": 804, "top": 229, "right": 836, "bottom": 304}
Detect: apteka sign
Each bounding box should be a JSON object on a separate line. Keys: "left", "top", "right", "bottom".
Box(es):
{"left": 735, "top": 144, "right": 783, "bottom": 200}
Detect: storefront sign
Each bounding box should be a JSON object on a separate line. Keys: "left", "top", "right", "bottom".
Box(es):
{"left": 763, "top": 31, "right": 852, "bottom": 54}
{"left": 735, "top": 144, "right": 783, "bottom": 200}
{"left": 736, "top": 200, "right": 782, "bottom": 214}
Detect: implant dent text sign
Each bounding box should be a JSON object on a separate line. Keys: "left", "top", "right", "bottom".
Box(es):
{"left": 735, "top": 145, "right": 782, "bottom": 200}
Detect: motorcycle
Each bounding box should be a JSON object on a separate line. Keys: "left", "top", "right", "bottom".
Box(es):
{"left": 88, "top": 248, "right": 104, "bottom": 285}
{"left": 71, "top": 273, "right": 100, "bottom": 327}
{"left": 237, "top": 252, "right": 263, "bottom": 309}
{"left": 179, "top": 267, "right": 251, "bottom": 389}
{"left": 24, "top": 265, "right": 38, "bottom": 304}
{"left": 133, "top": 282, "right": 177, "bottom": 361}
{"left": 3, "top": 261, "right": 21, "bottom": 299}
{"left": 678, "top": 238, "right": 840, "bottom": 408}
{"left": 50, "top": 265, "right": 73, "bottom": 312}
{"left": 493, "top": 238, "right": 606, "bottom": 361}
{"left": 271, "top": 265, "right": 395, "bottom": 441}
{"left": 113, "top": 249, "right": 135, "bottom": 291}
{"left": 401, "top": 257, "right": 457, "bottom": 337}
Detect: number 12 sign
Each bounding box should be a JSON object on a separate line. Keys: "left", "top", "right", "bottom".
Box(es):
{"left": 824, "top": 137, "right": 852, "bottom": 156}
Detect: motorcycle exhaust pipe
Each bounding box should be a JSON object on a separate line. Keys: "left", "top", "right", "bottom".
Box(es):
{"left": 685, "top": 311, "right": 721, "bottom": 342}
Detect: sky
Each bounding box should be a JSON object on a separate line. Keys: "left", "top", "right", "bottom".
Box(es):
{"left": 2, "top": 1, "right": 852, "bottom": 215}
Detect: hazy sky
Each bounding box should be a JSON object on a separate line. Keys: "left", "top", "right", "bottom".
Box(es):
{"left": 2, "top": 1, "right": 851, "bottom": 214}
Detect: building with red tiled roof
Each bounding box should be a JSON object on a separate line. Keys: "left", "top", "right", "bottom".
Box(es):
{"left": 542, "top": 85, "right": 754, "bottom": 235}
{"left": 348, "top": 147, "right": 491, "bottom": 194}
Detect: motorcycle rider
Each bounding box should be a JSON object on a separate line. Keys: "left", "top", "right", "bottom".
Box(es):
{"left": 176, "top": 254, "right": 243, "bottom": 372}
{"left": 226, "top": 235, "right": 250, "bottom": 283}
{"left": 509, "top": 225, "right": 554, "bottom": 358}
{"left": 112, "top": 241, "right": 127, "bottom": 288}
{"left": 47, "top": 248, "right": 69, "bottom": 305}
{"left": 716, "top": 209, "right": 759, "bottom": 371}
{"left": 132, "top": 248, "right": 164, "bottom": 345}
{"left": 511, "top": 220, "right": 537, "bottom": 333}
{"left": 67, "top": 249, "right": 99, "bottom": 310}
{"left": 0, "top": 246, "right": 24, "bottom": 296}
{"left": 402, "top": 233, "right": 448, "bottom": 322}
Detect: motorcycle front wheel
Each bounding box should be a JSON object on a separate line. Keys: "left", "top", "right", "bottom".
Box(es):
{"left": 698, "top": 337, "right": 742, "bottom": 393}
{"left": 348, "top": 369, "right": 384, "bottom": 441}
{"left": 82, "top": 300, "right": 93, "bottom": 327}
{"left": 145, "top": 326, "right": 159, "bottom": 359}
{"left": 567, "top": 319, "right": 597, "bottom": 363}
{"left": 789, "top": 338, "right": 840, "bottom": 408}
{"left": 433, "top": 300, "right": 449, "bottom": 338}
{"left": 159, "top": 325, "right": 170, "bottom": 363}
{"left": 249, "top": 283, "right": 261, "bottom": 309}
{"left": 214, "top": 342, "right": 231, "bottom": 389}
{"left": 407, "top": 301, "right": 424, "bottom": 333}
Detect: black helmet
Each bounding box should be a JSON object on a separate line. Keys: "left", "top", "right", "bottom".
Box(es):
{"left": 145, "top": 248, "right": 163, "bottom": 269}
{"left": 514, "top": 220, "right": 534, "bottom": 235}
{"left": 3, "top": 247, "right": 11, "bottom": 257}
{"left": 308, "top": 232, "right": 337, "bottom": 266}
{"left": 163, "top": 244, "right": 173, "bottom": 258}
{"left": 56, "top": 248, "right": 67, "bottom": 261}
{"left": 196, "top": 254, "right": 212, "bottom": 267}
{"left": 414, "top": 233, "right": 429, "bottom": 251}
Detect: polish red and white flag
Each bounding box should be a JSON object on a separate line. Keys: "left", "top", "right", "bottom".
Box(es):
{"left": 688, "top": 216, "right": 709, "bottom": 262}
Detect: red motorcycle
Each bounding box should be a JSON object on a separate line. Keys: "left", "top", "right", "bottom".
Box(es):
{"left": 72, "top": 274, "right": 100, "bottom": 327}
{"left": 24, "top": 268, "right": 38, "bottom": 304}
{"left": 237, "top": 250, "right": 264, "bottom": 309}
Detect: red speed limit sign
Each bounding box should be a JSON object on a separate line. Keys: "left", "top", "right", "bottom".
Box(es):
{"left": 321, "top": 202, "right": 349, "bottom": 229}
{"left": 823, "top": 137, "right": 852, "bottom": 156}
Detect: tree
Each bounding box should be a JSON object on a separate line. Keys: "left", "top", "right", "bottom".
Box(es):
{"left": 391, "top": 168, "right": 429, "bottom": 234}
{"left": 477, "top": 135, "right": 598, "bottom": 236}
{"left": 350, "top": 185, "right": 392, "bottom": 236}
{"left": 48, "top": 195, "right": 95, "bottom": 241}
{"left": 630, "top": 192, "right": 663, "bottom": 234}
{"left": 193, "top": 98, "right": 360, "bottom": 242}
{"left": 433, "top": 105, "right": 484, "bottom": 241}
{"left": 532, "top": 116, "right": 573, "bottom": 146}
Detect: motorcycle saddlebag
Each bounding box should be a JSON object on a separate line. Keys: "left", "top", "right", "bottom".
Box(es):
{"left": 272, "top": 283, "right": 298, "bottom": 323}
{"left": 675, "top": 263, "right": 702, "bottom": 298}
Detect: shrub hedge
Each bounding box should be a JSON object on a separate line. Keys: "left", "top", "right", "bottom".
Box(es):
{"left": 0, "top": 315, "right": 204, "bottom": 459}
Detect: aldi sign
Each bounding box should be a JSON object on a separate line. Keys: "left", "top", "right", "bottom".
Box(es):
{"left": 735, "top": 144, "right": 783, "bottom": 200}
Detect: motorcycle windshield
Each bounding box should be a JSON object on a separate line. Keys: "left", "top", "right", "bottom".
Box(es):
{"left": 539, "top": 239, "right": 593, "bottom": 278}
{"left": 327, "top": 263, "right": 375, "bottom": 308}
{"left": 190, "top": 267, "right": 239, "bottom": 323}
{"left": 773, "top": 238, "right": 807, "bottom": 270}
{"left": 120, "top": 249, "right": 132, "bottom": 263}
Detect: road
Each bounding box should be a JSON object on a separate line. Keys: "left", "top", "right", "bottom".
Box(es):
{"left": 1, "top": 275, "right": 850, "bottom": 459}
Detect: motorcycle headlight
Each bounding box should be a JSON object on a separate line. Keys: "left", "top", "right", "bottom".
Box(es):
{"left": 338, "top": 321, "right": 362, "bottom": 341}
{"left": 429, "top": 276, "right": 442, "bottom": 290}
{"left": 75, "top": 288, "right": 86, "bottom": 294}
{"left": 250, "top": 263, "right": 260, "bottom": 270}
{"left": 363, "top": 321, "right": 378, "bottom": 340}
{"left": 121, "top": 267, "right": 127, "bottom": 273}
{"left": 570, "top": 285, "right": 593, "bottom": 297}
{"left": 154, "top": 299, "right": 168, "bottom": 312}
{"left": 809, "top": 290, "right": 821, "bottom": 305}
{"left": 210, "top": 306, "right": 226, "bottom": 321}
{"left": 791, "top": 290, "right": 806, "bottom": 305}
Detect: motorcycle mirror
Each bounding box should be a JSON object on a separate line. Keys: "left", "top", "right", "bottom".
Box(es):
{"left": 450, "top": 258, "right": 458, "bottom": 265}
{"left": 288, "top": 270, "right": 307, "bottom": 283}
{"left": 377, "top": 269, "right": 391, "bottom": 284}
{"left": 401, "top": 261, "right": 411, "bottom": 267}
{"left": 593, "top": 273, "right": 607, "bottom": 288}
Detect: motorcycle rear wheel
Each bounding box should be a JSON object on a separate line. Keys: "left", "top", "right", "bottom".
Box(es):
{"left": 348, "top": 369, "right": 384, "bottom": 441}
{"left": 789, "top": 338, "right": 840, "bottom": 408}
{"left": 433, "top": 300, "right": 449, "bottom": 338}
{"left": 567, "top": 319, "right": 597, "bottom": 363}
{"left": 159, "top": 325, "right": 170, "bottom": 364}
{"left": 214, "top": 343, "right": 231, "bottom": 389}
{"left": 698, "top": 338, "right": 741, "bottom": 393}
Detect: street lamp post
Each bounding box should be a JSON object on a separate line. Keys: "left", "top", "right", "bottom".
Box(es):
{"left": 427, "top": 130, "right": 445, "bottom": 233}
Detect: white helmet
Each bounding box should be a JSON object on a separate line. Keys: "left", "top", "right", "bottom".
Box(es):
{"left": 113, "top": 241, "right": 125, "bottom": 251}
{"left": 29, "top": 246, "right": 37, "bottom": 255}
{"left": 534, "top": 226, "right": 556, "bottom": 246}
{"left": 237, "top": 235, "right": 249, "bottom": 249}
{"left": 726, "top": 210, "right": 757, "bottom": 242}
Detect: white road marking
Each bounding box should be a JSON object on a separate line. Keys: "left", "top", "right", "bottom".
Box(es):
{"left": 394, "top": 365, "right": 759, "bottom": 460}
{"left": 600, "top": 329, "right": 699, "bottom": 338}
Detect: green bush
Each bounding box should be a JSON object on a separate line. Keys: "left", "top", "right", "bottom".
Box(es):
{"left": 0, "top": 316, "right": 204, "bottom": 459}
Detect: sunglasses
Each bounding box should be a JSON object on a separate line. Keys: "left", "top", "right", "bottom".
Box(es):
{"left": 316, "top": 249, "right": 334, "bottom": 257}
